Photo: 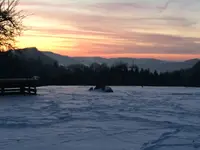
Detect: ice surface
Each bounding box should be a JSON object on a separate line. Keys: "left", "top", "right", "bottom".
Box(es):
{"left": 0, "top": 86, "right": 200, "bottom": 150}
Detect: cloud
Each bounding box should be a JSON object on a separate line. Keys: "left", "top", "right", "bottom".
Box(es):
{"left": 76, "top": 32, "right": 200, "bottom": 55}
{"left": 27, "top": 25, "right": 200, "bottom": 55}
{"left": 17, "top": 0, "right": 200, "bottom": 60}
{"left": 85, "top": 2, "right": 148, "bottom": 13}
{"left": 19, "top": 1, "right": 75, "bottom": 8}
{"left": 157, "top": 0, "right": 175, "bottom": 12}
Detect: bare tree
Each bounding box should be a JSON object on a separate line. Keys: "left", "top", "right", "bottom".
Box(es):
{"left": 0, "top": 0, "right": 25, "bottom": 51}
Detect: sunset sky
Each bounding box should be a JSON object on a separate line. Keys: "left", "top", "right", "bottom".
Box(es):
{"left": 16, "top": 0, "right": 200, "bottom": 60}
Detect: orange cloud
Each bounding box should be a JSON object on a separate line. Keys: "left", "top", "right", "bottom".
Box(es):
{"left": 16, "top": 0, "right": 200, "bottom": 61}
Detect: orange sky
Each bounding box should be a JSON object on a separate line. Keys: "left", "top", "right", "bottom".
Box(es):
{"left": 16, "top": 0, "right": 200, "bottom": 61}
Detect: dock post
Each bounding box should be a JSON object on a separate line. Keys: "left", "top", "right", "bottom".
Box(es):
{"left": 20, "top": 86, "right": 25, "bottom": 95}
{"left": 1, "top": 87, "right": 4, "bottom": 96}
{"left": 34, "top": 86, "right": 37, "bottom": 95}
{"left": 28, "top": 86, "right": 30, "bottom": 94}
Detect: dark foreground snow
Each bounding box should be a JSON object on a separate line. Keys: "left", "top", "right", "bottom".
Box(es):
{"left": 0, "top": 86, "right": 200, "bottom": 150}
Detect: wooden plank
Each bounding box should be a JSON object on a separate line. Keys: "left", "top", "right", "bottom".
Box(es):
{"left": 2, "top": 88, "right": 20, "bottom": 91}
{"left": 0, "top": 78, "right": 38, "bottom": 84}
{"left": 0, "top": 78, "right": 38, "bottom": 81}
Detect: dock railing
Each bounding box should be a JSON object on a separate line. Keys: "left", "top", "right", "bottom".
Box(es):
{"left": 0, "top": 76, "right": 39, "bottom": 95}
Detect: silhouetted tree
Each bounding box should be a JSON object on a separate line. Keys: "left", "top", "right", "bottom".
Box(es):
{"left": 0, "top": 0, "right": 25, "bottom": 51}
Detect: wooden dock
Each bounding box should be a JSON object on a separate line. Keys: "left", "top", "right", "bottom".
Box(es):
{"left": 0, "top": 77, "right": 39, "bottom": 96}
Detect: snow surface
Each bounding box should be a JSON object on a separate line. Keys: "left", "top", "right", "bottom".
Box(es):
{"left": 0, "top": 86, "right": 200, "bottom": 150}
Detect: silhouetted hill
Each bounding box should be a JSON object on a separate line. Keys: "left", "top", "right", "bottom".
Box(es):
{"left": 6, "top": 47, "right": 199, "bottom": 73}
{"left": 11, "top": 47, "right": 56, "bottom": 65}
{"left": 44, "top": 51, "right": 79, "bottom": 66}
{"left": 73, "top": 57, "right": 110, "bottom": 65}
{"left": 73, "top": 57, "right": 200, "bottom": 72}
{"left": 43, "top": 51, "right": 199, "bottom": 72}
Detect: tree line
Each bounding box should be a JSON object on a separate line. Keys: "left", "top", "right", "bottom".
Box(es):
{"left": 1, "top": 51, "right": 200, "bottom": 87}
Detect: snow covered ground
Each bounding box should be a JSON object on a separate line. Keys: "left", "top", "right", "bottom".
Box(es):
{"left": 0, "top": 86, "right": 200, "bottom": 150}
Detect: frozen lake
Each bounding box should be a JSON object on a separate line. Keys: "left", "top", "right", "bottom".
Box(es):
{"left": 0, "top": 86, "right": 200, "bottom": 150}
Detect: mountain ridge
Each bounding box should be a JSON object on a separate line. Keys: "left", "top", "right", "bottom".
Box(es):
{"left": 42, "top": 51, "right": 199, "bottom": 72}
{"left": 9, "top": 47, "right": 57, "bottom": 65}
{"left": 10, "top": 48, "right": 199, "bottom": 72}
